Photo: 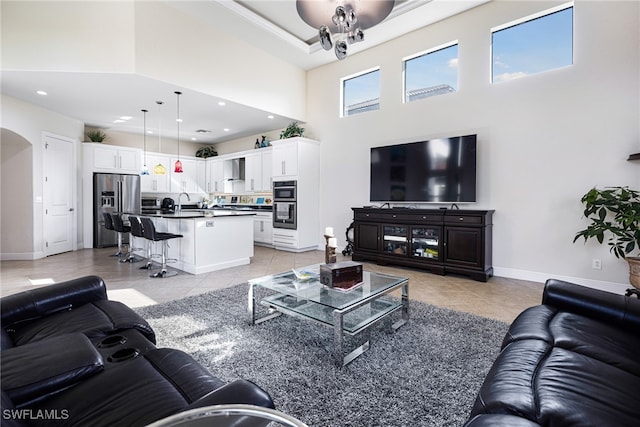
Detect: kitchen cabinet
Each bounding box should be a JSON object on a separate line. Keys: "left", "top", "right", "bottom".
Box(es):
{"left": 85, "top": 143, "right": 140, "bottom": 174}
{"left": 270, "top": 138, "right": 320, "bottom": 252}
{"left": 206, "top": 157, "right": 226, "bottom": 193}
{"left": 141, "top": 153, "right": 170, "bottom": 193}
{"left": 244, "top": 152, "right": 262, "bottom": 193}
{"left": 253, "top": 212, "right": 273, "bottom": 246}
{"left": 170, "top": 157, "right": 204, "bottom": 193}
{"left": 272, "top": 139, "right": 299, "bottom": 178}
{"left": 351, "top": 208, "right": 494, "bottom": 282}
{"left": 244, "top": 149, "right": 273, "bottom": 192}
{"left": 261, "top": 149, "right": 273, "bottom": 191}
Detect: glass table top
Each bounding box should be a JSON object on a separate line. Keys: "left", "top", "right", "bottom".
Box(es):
{"left": 248, "top": 264, "right": 408, "bottom": 311}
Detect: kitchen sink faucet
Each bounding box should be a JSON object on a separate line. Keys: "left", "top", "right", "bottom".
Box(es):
{"left": 177, "top": 192, "right": 190, "bottom": 213}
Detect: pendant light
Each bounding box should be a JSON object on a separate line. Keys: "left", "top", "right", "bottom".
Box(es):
{"left": 174, "top": 91, "right": 183, "bottom": 173}
{"left": 153, "top": 101, "right": 166, "bottom": 175}
{"left": 140, "top": 109, "right": 150, "bottom": 175}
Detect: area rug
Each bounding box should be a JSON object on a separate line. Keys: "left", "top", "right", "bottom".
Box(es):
{"left": 136, "top": 283, "right": 509, "bottom": 427}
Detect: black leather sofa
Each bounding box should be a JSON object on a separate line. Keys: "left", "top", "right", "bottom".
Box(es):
{"left": 1, "top": 276, "right": 274, "bottom": 427}
{"left": 464, "top": 279, "right": 640, "bottom": 427}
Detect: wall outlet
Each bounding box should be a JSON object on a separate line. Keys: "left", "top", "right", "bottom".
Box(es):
{"left": 592, "top": 259, "right": 602, "bottom": 270}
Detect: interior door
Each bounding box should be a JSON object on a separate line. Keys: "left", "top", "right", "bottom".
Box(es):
{"left": 43, "top": 134, "right": 75, "bottom": 256}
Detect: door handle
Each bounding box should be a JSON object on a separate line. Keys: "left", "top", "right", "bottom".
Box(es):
{"left": 69, "top": 208, "right": 75, "bottom": 212}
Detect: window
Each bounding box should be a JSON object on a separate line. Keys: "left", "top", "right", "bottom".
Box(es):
{"left": 341, "top": 68, "right": 380, "bottom": 117}
{"left": 492, "top": 4, "right": 573, "bottom": 83}
{"left": 403, "top": 42, "right": 458, "bottom": 103}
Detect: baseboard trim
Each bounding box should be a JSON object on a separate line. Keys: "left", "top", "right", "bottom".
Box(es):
{"left": 493, "top": 266, "right": 629, "bottom": 295}
{"left": 0, "top": 251, "right": 46, "bottom": 261}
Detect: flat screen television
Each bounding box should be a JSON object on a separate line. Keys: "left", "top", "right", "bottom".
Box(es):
{"left": 370, "top": 134, "right": 477, "bottom": 203}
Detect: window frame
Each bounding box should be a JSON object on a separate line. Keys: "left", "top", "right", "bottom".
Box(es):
{"left": 340, "top": 66, "right": 381, "bottom": 118}
{"left": 402, "top": 40, "right": 459, "bottom": 104}
{"left": 490, "top": 2, "right": 574, "bottom": 84}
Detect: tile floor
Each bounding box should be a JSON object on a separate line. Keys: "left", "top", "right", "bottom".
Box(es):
{"left": 0, "top": 246, "right": 544, "bottom": 323}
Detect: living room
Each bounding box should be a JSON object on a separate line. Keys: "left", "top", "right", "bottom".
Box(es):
{"left": 1, "top": 1, "right": 639, "bottom": 426}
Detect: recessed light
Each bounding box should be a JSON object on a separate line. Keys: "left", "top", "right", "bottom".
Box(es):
{"left": 267, "top": 115, "right": 274, "bottom": 119}
{"left": 113, "top": 119, "right": 125, "bottom": 123}
{"left": 120, "top": 116, "right": 132, "bottom": 120}
{"left": 218, "top": 101, "right": 226, "bottom": 106}
{"left": 191, "top": 138, "right": 197, "bottom": 141}
{"left": 223, "top": 128, "right": 230, "bottom": 132}
{"left": 147, "top": 130, "right": 153, "bottom": 134}
{"left": 36, "top": 90, "right": 48, "bottom": 96}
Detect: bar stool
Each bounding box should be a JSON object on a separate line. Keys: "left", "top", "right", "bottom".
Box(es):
{"left": 140, "top": 217, "right": 183, "bottom": 278}
{"left": 103, "top": 212, "right": 124, "bottom": 257}
{"left": 128, "top": 216, "right": 154, "bottom": 270}
{"left": 111, "top": 214, "right": 143, "bottom": 264}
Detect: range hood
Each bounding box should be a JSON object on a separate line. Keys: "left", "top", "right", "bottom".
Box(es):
{"left": 226, "top": 158, "right": 245, "bottom": 181}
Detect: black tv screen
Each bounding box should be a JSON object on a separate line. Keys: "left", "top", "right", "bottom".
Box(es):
{"left": 370, "top": 135, "right": 477, "bottom": 203}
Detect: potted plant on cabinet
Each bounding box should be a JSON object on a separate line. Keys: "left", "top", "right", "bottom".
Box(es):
{"left": 86, "top": 129, "right": 107, "bottom": 143}
{"left": 573, "top": 186, "right": 640, "bottom": 289}
{"left": 279, "top": 121, "right": 305, "bottom": 139}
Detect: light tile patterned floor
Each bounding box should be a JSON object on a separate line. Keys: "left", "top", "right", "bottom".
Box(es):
{"left": 0, "top": 246, "right": 543, "bottom": 323}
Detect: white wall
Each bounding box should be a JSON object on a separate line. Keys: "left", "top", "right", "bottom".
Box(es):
{"left": 0, "top": 95, "right": 85, "bottom": 259}
{"left": 308, "top": 1, "right": 640, "bottom": 290}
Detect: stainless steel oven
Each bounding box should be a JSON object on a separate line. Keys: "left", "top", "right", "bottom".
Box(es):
{"left": 273, "top": 180, "right": 296, "bottom": 229}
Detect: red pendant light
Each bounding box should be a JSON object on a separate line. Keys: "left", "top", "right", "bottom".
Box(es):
{"left": 174, "top": 91, "right": 183, "bottom": 173}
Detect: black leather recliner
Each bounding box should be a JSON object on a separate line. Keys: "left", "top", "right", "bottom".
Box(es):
{"left": 1, "top": 276, "right": 275, "bottom": 427}
{"left": 464, "top": 279, "right": 640, "bottom": 427}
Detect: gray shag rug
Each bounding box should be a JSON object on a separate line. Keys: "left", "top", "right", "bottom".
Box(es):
{"left": 136, "top": 283, "right": 508, "bottom": 427}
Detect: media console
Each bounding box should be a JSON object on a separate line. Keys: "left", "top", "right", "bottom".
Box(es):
{"left": 351, "top": 207, "right": 494, "bottom": 282}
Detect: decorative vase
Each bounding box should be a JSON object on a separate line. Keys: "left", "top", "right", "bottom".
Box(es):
{"left": 627, "top": 257, "right": 640, "bottom": 289}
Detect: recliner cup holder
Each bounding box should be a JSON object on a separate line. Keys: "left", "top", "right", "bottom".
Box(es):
{"left": 107, "top": 347, "right": 140, "bottom": 363}
{"left": 98, "top": 335, "right": 127, "bottom": 348}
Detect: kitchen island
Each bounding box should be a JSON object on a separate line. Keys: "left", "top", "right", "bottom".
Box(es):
{"left": 129, "top": 210, "right": 255, "bottom": 275}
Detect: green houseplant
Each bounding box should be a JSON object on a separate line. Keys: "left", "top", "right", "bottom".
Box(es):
{"left": 86, "top": 129, "right": 107, "bottom": 143}
{"left": 573, "top": 186, "right": 640, "bottom": 288}
{"left": 279, "top": 121, "right": 305, "bottom": 139}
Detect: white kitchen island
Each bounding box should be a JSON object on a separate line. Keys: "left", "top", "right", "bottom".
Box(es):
{"left": 131, "top": 211, "right": 255, "bottom": 275}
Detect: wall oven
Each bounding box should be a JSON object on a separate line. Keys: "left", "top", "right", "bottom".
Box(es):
{"left": 273, "top": 180, "right": 296, "bottom": 230}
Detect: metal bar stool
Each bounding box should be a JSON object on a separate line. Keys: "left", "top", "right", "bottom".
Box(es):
{"left": 140, "top": 217, "right": 183, "bottom": 278}
{"left": 128, "top": 216, "right": 154, "bottom": 270}
{"left": 111, "top": 213, "right": 143, "bottom": 263}
{"left": 103, "top": 212, "right": 125, "bottom": 257}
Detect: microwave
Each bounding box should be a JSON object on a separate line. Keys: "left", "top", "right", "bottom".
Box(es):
{"left": 141, "top": 197, "right": 160, "bottom": 210}
{"left": 273, "top": 180, "right": 296, "bottom": 201}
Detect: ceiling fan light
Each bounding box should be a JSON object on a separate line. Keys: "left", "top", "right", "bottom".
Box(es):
{"left": 319, "top": 25, "right": 333, "bottom": 51}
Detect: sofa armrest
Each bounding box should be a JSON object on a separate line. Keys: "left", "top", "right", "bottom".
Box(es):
{"left": 187, "top": 380, "right": 275, "bottom": 411}
{"left": 542, "top": 279, "right": 640, "bottom": 329}
{"left": 1, "top": 276, "right": 108, "bottom": 327}
{"left": 1, "top": 333, "right": 104, "bottom": 405}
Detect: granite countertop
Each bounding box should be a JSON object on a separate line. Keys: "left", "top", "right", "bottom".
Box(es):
{"left": 129, "top": 210, "right": 256, "bottom": 219}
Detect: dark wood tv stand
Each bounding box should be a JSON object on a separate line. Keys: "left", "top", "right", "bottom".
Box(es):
{"left": 351, "top": 207, "right": 494, "bottom": 282}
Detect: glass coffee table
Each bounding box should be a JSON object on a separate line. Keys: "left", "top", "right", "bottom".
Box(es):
{"left": 248, "top": 265, "right": 409, "bottom": 366}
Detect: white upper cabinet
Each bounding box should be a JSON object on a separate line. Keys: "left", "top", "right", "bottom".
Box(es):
{"left": 261, "top": 149, "right": 273, "bottom": 191}
{"left": 141, "top": 153, "right": 171, "bottom": 193}
{"left": 206, "top": 157, "right": 226, "bottom": 193}
{"left": 86, "top": 143, "right": 140, "bottom": 174}
{"left": 244, "top": 152, "right": 262, "bottom": 193}
{"left": 170, "top": 157, "right": 204, "bottom": 193}
{"left": 272, "top": 139, "right": 298, "bottom": 178}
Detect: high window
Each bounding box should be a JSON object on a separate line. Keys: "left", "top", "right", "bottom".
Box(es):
{"left": 403, "top": 42, "right": 459, "bottom": 103}
{"left": 341, "top": 68, "right": 380, "bottom": 117}
{"left": 492, "top": 3, "right": 573, "bottom": 83}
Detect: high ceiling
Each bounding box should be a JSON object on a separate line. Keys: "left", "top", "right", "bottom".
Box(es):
{"left": 1, "top": 0, "right": 488, "bottom": 145}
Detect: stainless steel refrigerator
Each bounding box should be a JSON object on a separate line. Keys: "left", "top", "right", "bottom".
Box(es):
{"left": 93, "top": 173, "right": 141, "bottom": 248}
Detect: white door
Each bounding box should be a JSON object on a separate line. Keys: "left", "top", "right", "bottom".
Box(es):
{"left": 43, "top": 134, "right": 75, "bottom": 256}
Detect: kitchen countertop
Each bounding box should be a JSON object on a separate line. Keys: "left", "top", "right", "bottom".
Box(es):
{"left": 129, "top": 210, "right": 256, "bottom": 219}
